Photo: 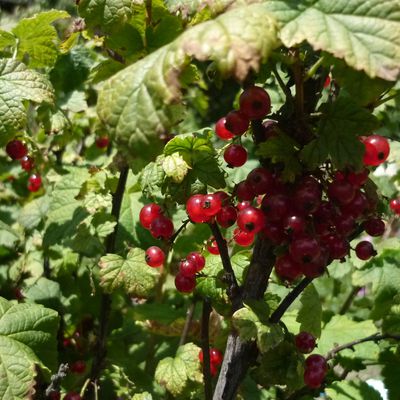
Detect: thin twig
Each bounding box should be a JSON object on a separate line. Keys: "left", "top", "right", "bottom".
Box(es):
{"left": 373, "top": 93, "right": 398, "bottom": 108}
{"left": 169, "top": 219, "right": 190, "bottom": 245}
{"left": 269, "top": 277, "right": 313, "bottom": 323}
{"left": 179, "top": 300, "right": 196, "bottom": 346}
{"left": 339, "top": 286, "right": 361, "bottom": 315}
{"left": 305, "top": 56, "right": 325, "bottom": 81}
{"left": 208, "top": 223, "right": 241, "bottom": 308}
{"left": 326, "top": 333, "right": 400, "bottom": 360}
{"left": 201, "top": 299, "right": 213, "bottom": 400}
{"left": 45, "top": 363, "right": 69, "bottom": 396}
{"left": 271, "top": 64, "right": 293, "bottom": 101}
{"left": 293, "top": 48, "right": 305, "bottom": 119}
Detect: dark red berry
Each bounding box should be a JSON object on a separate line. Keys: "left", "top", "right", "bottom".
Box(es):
{"left": 233, "top": 228, "right": 255, "bottom": 247}
{"left": 340, "top": 190, "right": 368, "bottom": 219}
{"left": 355, "top": 241, "right": 376, "bottom": 260}
{"left": 290, "top": 236, "right": 321, "bottom": 264}
{"left": 48, "top": 391, "right": 61, "bottom": 400}
{"left": 328, "top": 180, "right": 355, "bottom": 205}
{"left": 300, "top": 256, "right": 327, "bottom": 278}
{"left": 179, "top": 258, "right": 197, "bottom": 277}
{"left": 201, "top": 194, "right": 222, "bottom": 217}
{"left": 6, "top": 139, "right": 28, "bottom": 160}
{"left": 237, "top": 206, "right": 265, "bottom": 234}
{"left": 323, "top": 235, "right": 349, "bottom": 260}
{"left": 363, "top": 218, "right": 385, "bottom": 236}
{"left": 262, "top": 194, "right": 291, "bottom": 222}
{"left": 187, "top": 252, "right": 206, "bottom": 272}
{"left": 139, "top": 203, "right": 162, "bottom": 229}
{"left": 236, "top": 180, "right": 255, "bottom": 202}
{"left": 145, "top": 246, "right": 165, "bottom": 267}
{"left": 389, "top": 198, "right": 400, "bottom": 214}
{"left": 347, "top": 169, "right": 369, "bottom": 186}
{"left": 247, "top": 167, "right": 274, "bottom": 195}
{"left": 214, "top": 191, "right": 230, "bottom": 206}
{"left": 261, "top": 120, "right": 278, "bottom": 140}
{"left": 210, "top": 348, "right": 223, "bottom": 365}
{"left": 262, "top": 222, "right": 287, "bottom": 245}
{"left": 305, "top": 354, "right": 328, "bottom": 372}
{"left": 70, "top": 360, "right": 86, "bottom": 374}
{"left": 175, "top": 273, "right": 196, "bottom": 293}
{"left": 28, "top": 174, "right": 42, "bottom": 192}
{"left": 95, "top": 136, "right": 109, "bottom": 148}
{"left": 275, "top": 254, "right": 302, "bottom": 281}
{"left": 333, "top": 213, "right": 356, "bottom": 237}
{"left": 210, "top": 362, "right": 218, "bottom": 377}
{"left": 216, "top": 205, "right": 237, "bottom": 228}
{"left": 64, "top": 393, "right": 81, "bottom": 400}
{"left": 215, "top": 117, "right": 234, "bottom": 140}
{"left": 295, "top": 332, "right": 316, "bottom": 354}
{"left": 20, "top": 156, "right": 34, "bottom": 171}
{"left": 224, "top": 111, "right": 249, "bottom": 135}
{"left": 224, "top": 144, "right": 247, "bottom": 167}
{"left": 284, "top": 214, "right": 306, "bottom": 236}
{"left": 294, "top": 186, "right": 321, "bottom": 214}
{"left": 239, "top": 86, "right": 271, "bottom": 120}
{"left": 150, "top": 215, "right": 174, "bottom": 240}
{"left": 236, "top": 200, "right": 252, "bottom": 210}
{"left": 207, "top": 237, "right": 220, "bottom": 255}
{"left": 303, "top": 367, "right": 325, "bottom": 389}
{"left": 362, "top": 135, "right": 390, "bottom": 166}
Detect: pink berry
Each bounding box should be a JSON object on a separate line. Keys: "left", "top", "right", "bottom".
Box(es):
{"left": 187, "top": 252, "right": 206, "bottom": 272}
{"left": 175, "top": 273, "right": 196, "bottom": 293}
{"left": 139, "top": 203, "right": 162, "bottom": 229}
{"left": 179, "top": 258, "right": 197, "bottom": 277}
{"left": 150, "top": 215, "right": 174, "bottom": 240}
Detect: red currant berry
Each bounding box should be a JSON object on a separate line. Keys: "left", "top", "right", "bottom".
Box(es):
{"left": 63, "top": 337, "right": 72, "bottom": 348}
{"left": 201, "top": 194, "right": 222, "bottom": 217}
{"left": 139, "top": 203, "right": 163, "bottom": 229}
{"left": 261, "top": 120, "right": 278, "bottom": 140}
{"left": 303, "top": 367, "right": 326, "bottom": 389}
{"left": 187, "top": 252, "right": 206, "bottom": 272}
{"left": 284, "top": 214, "right": 306, "bottom": 236}
{"left": 199, "top": 349, "right": 204, "bottom": 363}
{"left": 247, "top": 167, "right": 274, "bottom": 195}
{"left": 237, "top": 206, "right": 265, "bottom": 234}
{"left": 214, "top": 191, "right": 230, "bottom": 206}
{"left": 48, "top": 391, "right": 61, "bottom": 400}
{"left": 294, "top": 186, "right": 321, "bottom": 215}
{"left": 20, "top": 156, "right": 34, "bottom": 171}
{"left": 175, "top": 273, "right": 196, "bottom": 293}
{"left": 324, "top": 76, "right": 331, "bottom": 88}
{"left": 323, "top": 235, "right": 349, "bottom": 260}
{"left": 275, "top": 254, "right": 302, "bottom": 281}
{"left": 236, "top": 200, "right": 252, "bottom": 210}
{"left": 70, "top": 360, "right": 86, "bottom": 374}
{"left": 362, "top": 135, "right": 390, "bottom": 166}
{"left": 216, "top": 205, "right": 237, "bottom": 228}
{"left": 389, "top": 198, "right": 400, "bottom": 214}
{"left": 224, "top": 111, "right": 249, "bottom": 135}
{"left": 215, "top": 117, "right": 234, "bottom": 140}
{"left": 186, "top": 194, "right": 209, "bottom": 223}
{"left": 236, "top": 181, "right": 255, "bottom": 202}
{"left": 355, "top": 241, "right": 377, "bottom": 260}
{"left": 262, "top": 194, "right": 291, "bottom": 222}
{"left": 95, "top": 136, "right": 110, "bottom": 149}
{"left": 363, "top": 218, "right": 385, "bottom": 236}
{"left": 6, "top": 139, "right": 28, "bottom": 160}
{"left": 210, "top": 348, "right": 223, "bottom": 365}
{"left": 333, "top": 213, "right": 356, "bottom": 237}
{"left": 305, "top": 354, "right": 328, "bottom": 372}
{"left": 314, "top": 201, "right": 335, "bottom": 221}
{"left": 145, "top": 246, "right": 165, "bottom": 267}
{"left": 207, "top": 237, "right": 220, "bottom": 255}
{"left": 210, "top": 362, "right": 218, "bottom": 377}
{"left": 224, "top": 145, "right": 247, "bottom": 167}
{"left": 150, "top": 215, "right": 174, "bottom": 240}
{"left": 300, "top": 258, "right": 327, "bottom": 279}
{"left": 262, "top": 222, "right": 287, "bottom": 245}
{"left": 340, "top": 190, "right": 368, "bottom": 219}
{"left": 295, "top": 332, "right": 316, "bottom": 354}
{"left": 347, "top": 169, "right": 369, "bottom": 186}
{"left": 28, "top": 174, "right": 42, "bottom": 192}
{"left": 290, "top": 236, "right": 321, "bottom": 264}
{"left": 64, "top": 392, "right": 81, "bottom": 400}
{"left": 239, "top": 86, "right": 271, "bottom": 120}
{"left": 328, "top": 180, "right": 355, "bottom": 205}
{"left": 179, "top": 258, "right": 197, "bottom": 277}
{"left": 233, "top": 228, "right": 255, "bottom": 247}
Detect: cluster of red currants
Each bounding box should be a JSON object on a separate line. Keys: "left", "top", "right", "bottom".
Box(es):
{"left": 214, "top": 86, "right": 272, "bottom": 167}
{"left": 139, "top": 203, "right": 174, "bottom": 269}
{"left": 174, "top": 251, "right": 205, "bottom": 293}
{"left": 5, "top": 139, "right": 42, "bottom": 192}
{"left": 198, "top": 347, "right": 223, "bottom": 376}
{"left": 294, "top": 331, "right": 328, "bottom": 389}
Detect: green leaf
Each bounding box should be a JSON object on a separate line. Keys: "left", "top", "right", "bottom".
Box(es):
{"left": 325, "top": 380, "right": 383, "bottom": 400}
{"left": 256, "top": 133, "right": 302, "bottom": 181}
{"left": 12, "top": 10, "right": 70, "bottom": 68}
{"left": 155, "top": 342, "right": 202, "bottom": 396}
{"left": 0, "top": 59, "right": 54, "bottom": 143}
{"left": 380, "top": 348, "right": 400, "bottom": 400}
{"left": 99, "top": 248, "right": 160, "bottom": 297}
{"left": 300, "top": 94, "right": 379, "bottom": 170}
{"left": 43, "top": 167, "right": 91, "bottom": 248}
{"left": 0, "top": 297, "right": 59, "bottom": 399}
{"left": 0, "top": 220, "right": 20, "bottom": 248}
{"left": 97, "top": 4, "right": 279, "bottom": 165}
{"left": 0, "top": 30, "right": 16, "bottom": 51}
{"left": 265, "top": 0, "right": 400, "bottom": 80}
{"left": 18, "top": 196, "right": 50, "bottom": 230}
{"left": 78, "top": 0, "right": 133, "bottom": 32}
{"left": 317, "top": 315, "right": 377, "bottom": 357}
{"left": 22, "top": 277, "right": 61, "bottom": 310}
{"left": 296, "top": 284, "right": 321, "bottom": 338}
